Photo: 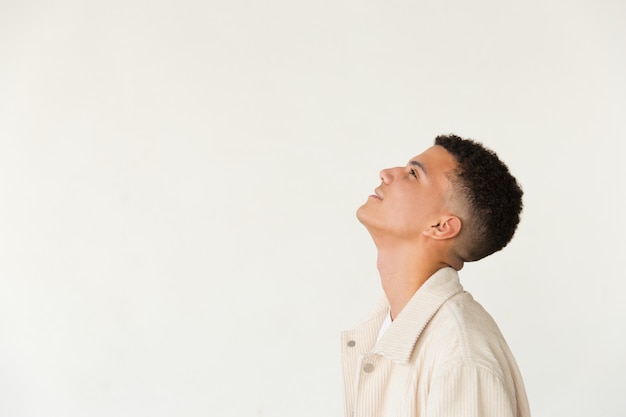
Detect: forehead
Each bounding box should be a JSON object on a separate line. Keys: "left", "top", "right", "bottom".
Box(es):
{"left": 409, "top": 145, "right": 458, "bottom": 175}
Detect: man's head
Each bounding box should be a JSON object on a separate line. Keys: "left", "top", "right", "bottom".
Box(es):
{"left": 434, "top": 134, "right": 523, "bottom": 262}
{"left": 356, "top": 134, "right": 523, "bottom": 265}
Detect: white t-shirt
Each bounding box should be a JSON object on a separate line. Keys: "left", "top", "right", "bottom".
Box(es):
{"left": 375, "top": 311, "right": 392, "bottom": 345}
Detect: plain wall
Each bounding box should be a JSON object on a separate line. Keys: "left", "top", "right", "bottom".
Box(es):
{"left": 1, "top": 0, "right": 625, "bottom": 416}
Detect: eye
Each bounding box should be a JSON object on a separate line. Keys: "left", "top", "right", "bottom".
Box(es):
{"left": 410, "top": 168, "right": 418, "bottom": 178}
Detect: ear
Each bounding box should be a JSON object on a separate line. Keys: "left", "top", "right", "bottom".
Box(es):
{"left": 423, "top": 216, "right": 462, "bottom": 240}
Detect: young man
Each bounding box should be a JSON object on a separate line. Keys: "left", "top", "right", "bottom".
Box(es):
{"left": 341, "top": 135, "right": 530, "bottom": 417}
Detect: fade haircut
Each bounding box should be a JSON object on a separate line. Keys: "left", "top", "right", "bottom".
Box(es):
{"left": 434, "top": 134, "right": 523, "bottom": 262}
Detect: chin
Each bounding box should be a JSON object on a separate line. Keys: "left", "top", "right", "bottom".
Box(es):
{"left": 356, "top": 203, "right": 368, "bottom": 224}
{"left": 356, "top": 204, "right": 377, "bottom": 230}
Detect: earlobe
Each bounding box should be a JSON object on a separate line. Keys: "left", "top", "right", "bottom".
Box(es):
{"left": 423, "top": 216, "right": 462, "bottom": 240}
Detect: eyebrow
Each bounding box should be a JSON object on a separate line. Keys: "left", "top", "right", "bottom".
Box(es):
{"left": 410, "top": 160, "right": 428, "bottom": 176}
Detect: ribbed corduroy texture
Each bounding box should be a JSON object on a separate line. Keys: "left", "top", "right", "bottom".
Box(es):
{"left": 341, "top": 267, "right": 530, "bottom": 417}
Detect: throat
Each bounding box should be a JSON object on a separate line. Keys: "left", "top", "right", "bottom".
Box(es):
{"left": 376, "top": 249, "right": 448, "bottom": 319}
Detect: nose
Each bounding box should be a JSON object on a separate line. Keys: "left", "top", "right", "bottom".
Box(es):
{"left": 379, "top": 167, "right": 394, "bottom": 184}
{"left": 380, "top": 166, "right": 404, "bottom": 184}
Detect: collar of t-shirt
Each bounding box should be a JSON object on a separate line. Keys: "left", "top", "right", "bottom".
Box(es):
{"left": 375, "top": 310, "right": 392, "bottom": 345}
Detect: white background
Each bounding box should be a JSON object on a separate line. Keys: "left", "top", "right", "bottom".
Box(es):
{"left": 1, "top": 0, "right": 625, "bottom": 416}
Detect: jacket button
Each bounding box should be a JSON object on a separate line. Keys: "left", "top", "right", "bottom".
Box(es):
{"left": 347, "top": 340, "right": 356, "bottom": 347}
{"left": 362, "top": 363, "right": 374, "bottom": 373}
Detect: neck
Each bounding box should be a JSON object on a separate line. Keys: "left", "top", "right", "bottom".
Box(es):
{"left": 376, "top": 244, "right": 449, "bottom": 320}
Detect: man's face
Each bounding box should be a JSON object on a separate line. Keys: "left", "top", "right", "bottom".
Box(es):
{"left": 357, "top": 145, "right": 459, "bottom": 240}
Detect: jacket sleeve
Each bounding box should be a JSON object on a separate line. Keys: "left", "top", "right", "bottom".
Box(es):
{"left": 425, "top": 363, "right": 518, "bottom": 417}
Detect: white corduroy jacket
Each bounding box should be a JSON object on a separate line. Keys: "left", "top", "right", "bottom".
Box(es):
{"left": 341, "top": 267, "right": 530, "bottom": 417}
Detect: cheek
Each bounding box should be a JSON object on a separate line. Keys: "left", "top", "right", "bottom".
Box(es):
{"left": 388, "top": 202, "right": 424, "bottom": 228}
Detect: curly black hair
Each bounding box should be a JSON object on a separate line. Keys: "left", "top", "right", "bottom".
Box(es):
{"left": 435, "top": 134, "right": 523, "bottom": 262}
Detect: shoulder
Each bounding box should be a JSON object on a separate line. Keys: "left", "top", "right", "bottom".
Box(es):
{"left": 420, "top": 291, "right": 515, "bottom": 379}
{"left": 411, "top": 290, "right": 529, "bottom": 417}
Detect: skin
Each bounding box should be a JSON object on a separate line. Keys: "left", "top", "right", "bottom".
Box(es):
{"left": 356, "top": 145, "right": 466, "bottom": 320}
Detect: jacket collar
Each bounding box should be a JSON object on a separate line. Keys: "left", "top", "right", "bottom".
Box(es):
{"left": 372, "top": 267, "right": 464, "bottom": 363}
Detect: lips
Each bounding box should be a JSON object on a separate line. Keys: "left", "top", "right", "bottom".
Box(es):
{"left": 373, "top": 188, "right": 383, "bottom": 200}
